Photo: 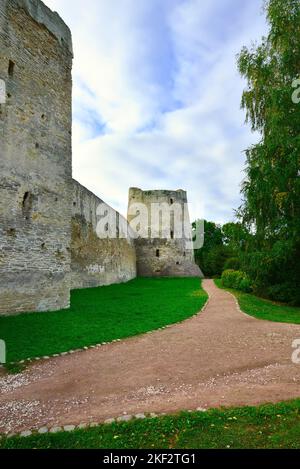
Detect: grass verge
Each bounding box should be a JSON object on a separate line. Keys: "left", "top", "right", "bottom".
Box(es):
{"left": 214, "top": 279, "right": 300, "bottom": 324}
{"left": 1, "top": 399, "right": 300, "bottom": 449}
{"left": 0, "top": 278, "right": 207, "bottom": 364}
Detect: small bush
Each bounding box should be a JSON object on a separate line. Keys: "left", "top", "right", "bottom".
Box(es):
{"left": 239, "top": 277, "right": 252, "bottom": 293}
{"left": 221, "top": 270, "right": 253, "bottom": 293}
{"left": 267, "top": 282, "right": 300, "bottom": 306}
{"left": 241, "top": 241, "right": 300, "bottom": 306}
{"left": 223, "top": 257, "right": 241, "bottom": 271}
{"left": 221, "top": 270, "right": 241, "bottom": 289}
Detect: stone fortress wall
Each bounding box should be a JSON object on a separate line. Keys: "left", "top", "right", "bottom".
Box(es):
{"left": 71, "top": 180, "right": 136, "bottom": 290}
{"left": 127, "top": 188, "right": 203, "bottom": 278}
{"left": 0, "top": 0, "right": 73, "bottom": 314}
{"left": 0, "top": 0, "right": 202, "bottom": 316}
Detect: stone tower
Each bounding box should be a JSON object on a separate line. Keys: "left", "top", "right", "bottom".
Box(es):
{"left": 127, "top": 188, "right": 203, "bottom": 277}
{"left": 0, "top": 0, "right": 73, "bottom": 314}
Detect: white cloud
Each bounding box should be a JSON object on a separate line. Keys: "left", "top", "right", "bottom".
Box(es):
{"left": 44, "top": 0, "right": 267, "bottom": 224}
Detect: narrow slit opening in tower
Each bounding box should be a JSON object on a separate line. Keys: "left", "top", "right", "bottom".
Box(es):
{"left": 170, "top": 230, "right": 174, "bottom": 239}
{"left": 22, "top": 191, "right": 33, "bottom": 220}
{"left": 8, "top": 60, "right": 15, "bottom": 77}
{"left": 156, "top": 249, "right": 160, "bottom": 258}
{"left": 170, "top": 198, "right": 174, "bottom": 205}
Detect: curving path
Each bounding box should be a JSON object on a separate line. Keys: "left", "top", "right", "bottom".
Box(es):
{"left": 1, "top": 280, "right": 300, "bottom": 434}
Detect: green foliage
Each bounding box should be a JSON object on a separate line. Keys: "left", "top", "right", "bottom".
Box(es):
{"left": 222, "top": 222, "right": 250, "bottom": 253}
{"left": 241, "top": 238, "right": 300, "bottom": 304}
{"left": 0, "top": 278, "right": 207, "bottom": 364}
{"left": 267, "top": 282, "right": 300, "bottom": 305}
{"left": 199, "top": 245, "right": 229, "bottom": 278}
{"left": 221, "top": 270, "right": 253, "bottom": 293}
{"left": 215, "top": 279, "right": 300, "bottom": 324}
{"left": 236, "top": 0, "right": 300, "bottom": 305}
{"left": 193, "top": 220, "right": 252, "bottom": 278}
{"left": 3, "top": 362, "right": 26, "bottom": 375}
{"left": 2, "top": 399, "right": 300, "bottom": 449}
{"left": 239, "top": 277, "right": 253, "bottom": 294}
{"left": 221, "top": 269, "right": 243, "bottom": 289}
{"left": 223, "top": 257, "right": 241, "bottom": 271}
{"left": 194, "top": 220, "right": 231, "bottom": 277}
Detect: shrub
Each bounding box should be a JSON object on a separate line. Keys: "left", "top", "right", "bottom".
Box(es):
{"left": 239, "top": 277, "right": 252, "bottom": 293}
{"left": 223, "top": 257, "right": 241, "bottom": 271}
{"left": 196, "top": 245, "right": 230, "bottom": 278}
{"left": 267, "top": 282, "right": 300, "bottom": 306}
{"left": 241, "top": 241, "right": 300, "bottom": 305}
{"left": 221, "top": 269, "right": 253, "bottom": 293}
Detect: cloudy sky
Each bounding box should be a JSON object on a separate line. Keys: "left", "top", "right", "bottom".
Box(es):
{"left": 44, "top": 0, "right": 267, "bottom": 223}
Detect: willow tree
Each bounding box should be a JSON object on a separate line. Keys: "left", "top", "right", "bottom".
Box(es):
{"left": 237, "top": 0, "right": 300, "bottom": 303}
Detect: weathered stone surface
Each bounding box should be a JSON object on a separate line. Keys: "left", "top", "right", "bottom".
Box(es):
{"left": 127, "top": 188, "right": 203, "bottom": 278}
{"left": 49, "top": 426, "right": 62, "bottom": 433}
{"left": 63, "top": 425, "right": 76, "bottom": 432}
{"left": 20, "top": 430, "right": 32, "bottom": 437}
{"left": 14, "top": 0, "right": 73, "bottom": 54}
{"left": 104, "top": 418, "right": 115, "bottom": 424}
{"left": 71, "top": 180, "right": 136, "bottom": 289}
{"left": 78, "top": 423, "right": 87, "bottom": 429}
{"left": 38, "top": 426, "right": 48, "bottom": 434}
{"left": 0, "top": 1, "right": 203, "bottom": 317}
{"left": 0, "top": 0, "right": 73, "bottom": 315}
{"left": 116, "top": 415, "right": 132, "bottom": 422}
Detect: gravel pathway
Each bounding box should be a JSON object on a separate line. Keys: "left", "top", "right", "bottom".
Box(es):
{"left": 1, "top": 279, "right": 300, "bottom": 434}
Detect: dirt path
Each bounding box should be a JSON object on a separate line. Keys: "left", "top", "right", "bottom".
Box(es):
{"left": 1, "top": 279, "right": 300, "bottom": 434}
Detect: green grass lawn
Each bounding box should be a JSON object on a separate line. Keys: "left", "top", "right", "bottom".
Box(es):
{"left": 1, "top": 399, "right": 300, "bottom": 449}
{"left": 0, "top": 278, "right": 207, "bottom": 364}
{"left": 214, "top": 279, "right": 300, "bottom": 324}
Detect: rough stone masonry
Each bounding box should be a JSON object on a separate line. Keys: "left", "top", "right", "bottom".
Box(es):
{"left": 0, "top": 0, "right": 73, "bottom": 314}
{"left": 128, "top": 188, "right": 202, "bottom": 278}
{"left": 0, "top": 0, "right": 202, "bottom": 316}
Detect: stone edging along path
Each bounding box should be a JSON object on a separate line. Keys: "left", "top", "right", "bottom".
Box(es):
{"left": 0, "top": 289, "right": 211, "bottom": 438}
{"left": 0, "top": 292, "right": 210, "bottom": 369}
{"left": 1, "top": 408, "right": 209, "bottom": 440}
{"left": 1, "top": 279, "right": 300, "bottom": 438}
{"left": 0, "top": 295, "right": 209, "bottom": 440}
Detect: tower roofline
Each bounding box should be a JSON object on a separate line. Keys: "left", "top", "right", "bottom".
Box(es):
{"left": 14, "top": 0, "right": 73, "bottom": 54}
{"left": 129, "top": 187, "right": 186, "bottom": 194}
